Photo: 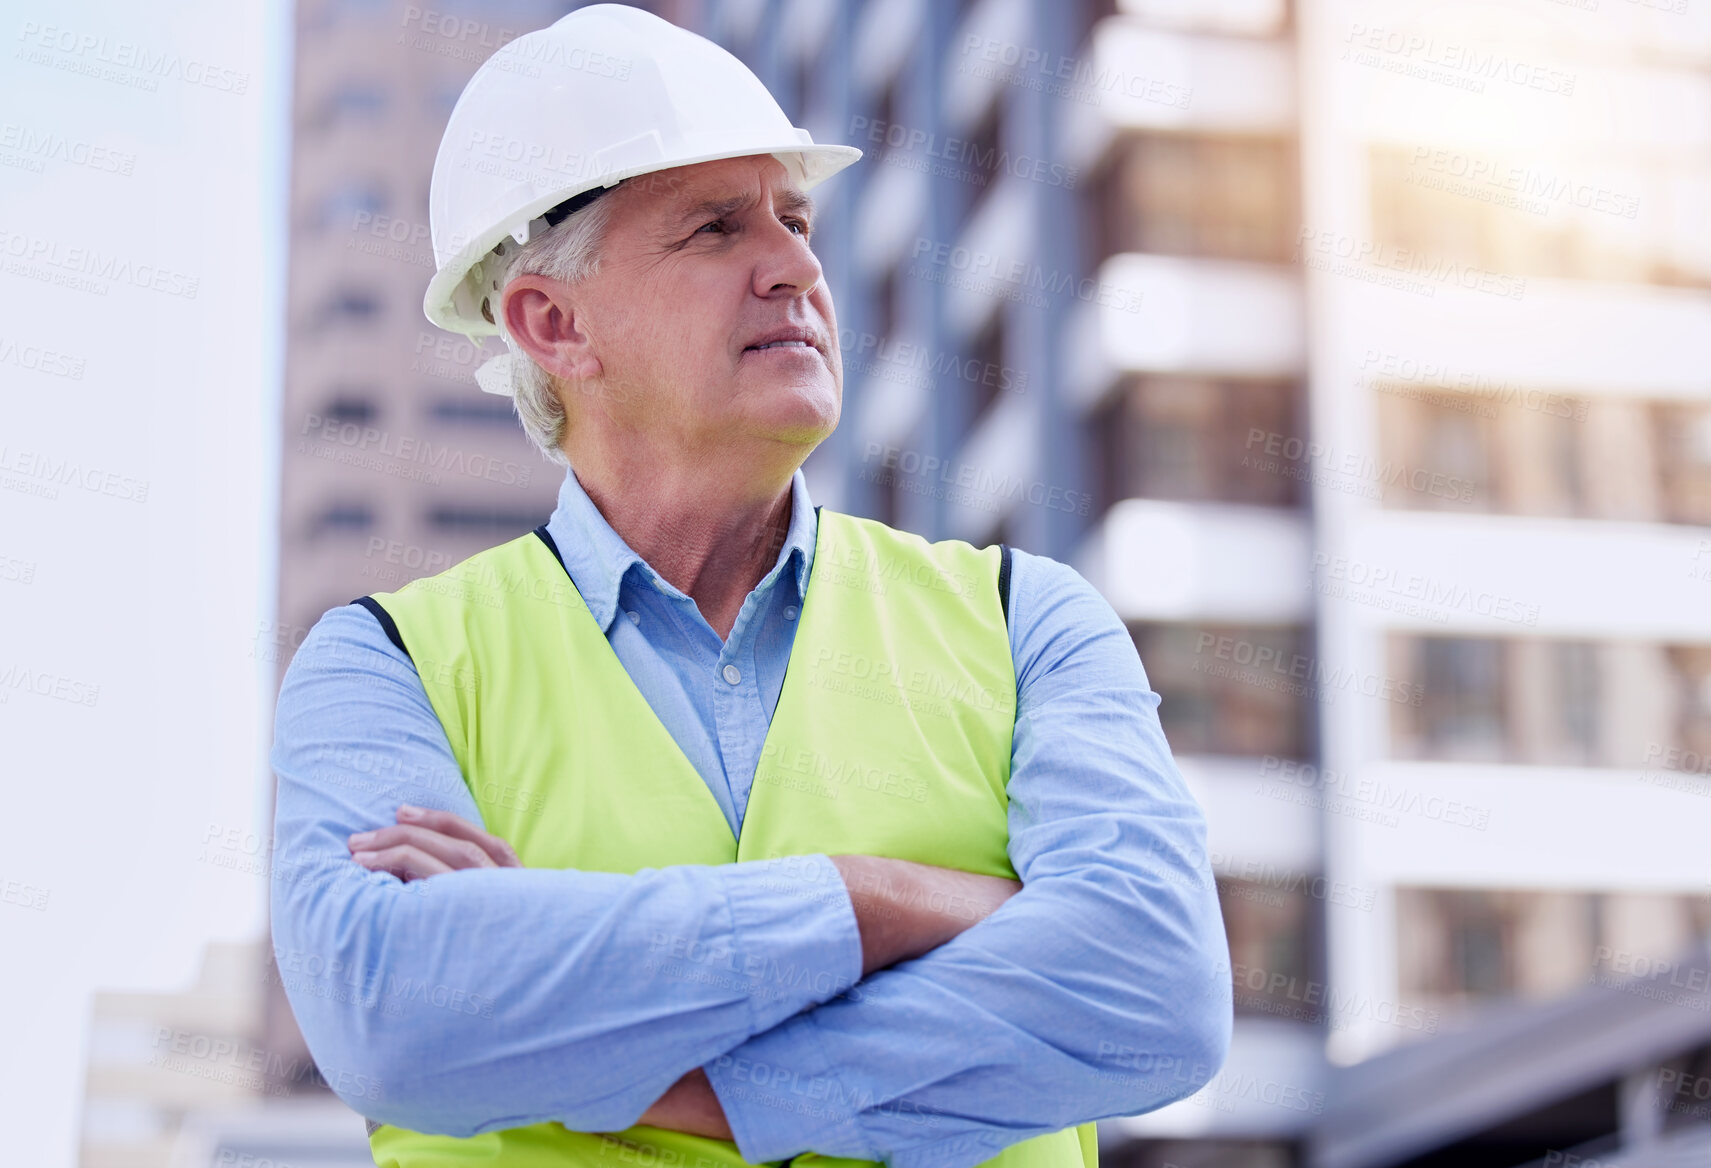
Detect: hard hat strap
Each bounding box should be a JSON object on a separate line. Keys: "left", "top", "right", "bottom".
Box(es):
{"left": 508, "top": 179, "right": 625, "bottom": 250}
{"left": 542, "top": 179, "right": 623, "bottom": 229}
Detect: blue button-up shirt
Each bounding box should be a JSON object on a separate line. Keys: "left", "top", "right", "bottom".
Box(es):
{"left": 269, "top": 465, "right": 1230, "bottom": 1168}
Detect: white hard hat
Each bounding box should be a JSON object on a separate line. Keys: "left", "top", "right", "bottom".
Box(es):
{"left": 424, "top": 3, "right": 861, "bottom": 394}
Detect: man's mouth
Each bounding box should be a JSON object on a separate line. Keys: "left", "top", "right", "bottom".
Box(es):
{"left": 743, "top": 325, "right": 823, "bottom": 355}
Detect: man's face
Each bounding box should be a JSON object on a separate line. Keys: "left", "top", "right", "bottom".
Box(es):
{"left": 562, "top": 154, "right": 842, "bottom": 459}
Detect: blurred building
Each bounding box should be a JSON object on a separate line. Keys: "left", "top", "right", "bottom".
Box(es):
{"left": 1287, "top": 0, "right": 1711, "bottom": 1161}
{"left": 706, "top": 2, "right": 1321, "bottom": 1161}
{"left": 1298, "top": 0, "right": 1711, "bottom": 1075}
{"left": 260, "top": 0, "right": 585, "bottom": 1119}
{"left": 76, "top": 940, "right": 368, "bottom": 1167}
{"left": 82, "top": 2, "right": 591, "bottom": 1160}
{"left": 692, "top": 0, "right": 1711, "bottom": 1164}
{"left": 83, "top": 0, "right": 1711, "bottom": 1165}
{"left": 274, "top": 0, "right": 580, "bottom": 659}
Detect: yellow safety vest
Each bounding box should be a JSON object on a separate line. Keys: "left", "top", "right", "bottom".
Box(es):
{"left": 357, "top": 507, "right": 1098, "bottom": 1168}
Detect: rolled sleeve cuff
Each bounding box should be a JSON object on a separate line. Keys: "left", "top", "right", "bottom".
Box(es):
{"left": 715, "top": 853, "right": 864, "bottom": 1034}
{"left": 704, "top": 1006, "right": 874, "bottom": 1165}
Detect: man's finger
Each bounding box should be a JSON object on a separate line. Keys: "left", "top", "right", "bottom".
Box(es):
{"left": 348, "top": 824, "right": 498, "bottom": 872}
{"left": 396, "top": 804, "right": 522, "bottom": 868}
{"left": 352, "top": 844, "right": 454, "bottom": 882}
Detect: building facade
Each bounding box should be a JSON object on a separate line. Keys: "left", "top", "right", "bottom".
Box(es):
{"left": 695, "top": 0, "right": 1711, "bottom": 1163}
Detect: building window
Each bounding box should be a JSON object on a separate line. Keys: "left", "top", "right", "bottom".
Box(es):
{"left": 311, "top": 81, "right": 388, "bottom": 130}
{"left": 301, "top": 0, "right": 391, "bottom": 31}
{"left": 1129, "top": 623, "right": 1314, "bottom": 758}
{"left": 1655, "top": 403, "right": 1711, "bottom": 526}
{"left": 968, "top": 315, "right": 1006, "bottom": 424}
{"left": 962, "top": 98, "right": 1001, "bottom": 217}
{"left": 425, "top": 506, "right": 545, "bottom": 537}
{"left": 1545, "top": 402, "right": 1587, "bottom": 515}
{"left": 1099, "top": 134, "right": 1299, "bottom": 264}
{"left": 304, "top": 183, "right": 388, "bottom": 234}
{"left": 1092, "top": 376, "right": 1304, "bottom": 509}
{"left": 428, "top": 398, "right": 518, "bottom": 427}
{"left": 1374, "top": 382, "right": 1595, "bottom": 517}
{"left": 1668, "top": 646, "right": 1711, "bottom": 767}
{"left": 311, "top": 503, "right": 374, "bottom": 536}
{"left": 1220, "top": 878, "right": 1321, "bottom": 1023}
{"left": 872, "top": 78, "right": 898, "bottom": 165}
{"left": 1393, "top": 636, "right": 1711, "bottom": 768}
{"left": 321, "top": 393, "right": 377, "bottom": 425}
{"left": 1373, "top": 388, "right": 1497, "bottom": 512}
{"left": 1398, "top": 888, "right": 1711, "bottom": 1008}
{"left": 1372, "top": 390, "right": 1711, "bottom": 526}
{"left": 1553, "top": 641, "right": 1602, "bottom": 764}
{"left": 1391, "top": 636, "right": 1508, "bottom": 762}
{"left": 327, "top": 0, "right": 388, "bottom": 18}
{"left": 1369, "top": 145, "right": 1708, "bottom": 289}
{"left": 874, "top": 264, "right": 900, "bottom": 350}
{"left": 314, "top": 287, "right": 382, "bottom": 329}
{"left": 791, "top": 51, "right": 813, "bottom": 125}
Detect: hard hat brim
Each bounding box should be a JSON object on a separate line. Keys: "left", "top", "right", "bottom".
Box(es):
{"left": 423, "top": 141, "right": 862, "bottom": 340}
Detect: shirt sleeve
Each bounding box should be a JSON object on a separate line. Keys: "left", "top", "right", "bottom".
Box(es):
{"left": 269, "top": 603, "right": 863, "bottom": 1138}
{"left": 702, "top": 550, "right": 1233, "bottom": 1168}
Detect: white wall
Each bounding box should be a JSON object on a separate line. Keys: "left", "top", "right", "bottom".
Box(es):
{"left": 0, "top": 1, "right": 285, "bottom": 1159}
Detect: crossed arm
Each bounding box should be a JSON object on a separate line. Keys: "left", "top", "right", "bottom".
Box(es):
{"left": 342, "top": 808, "right": 1019, "bottom": 1140}
{"left": 268, "top": 551, "right": 1231, "bottom": 1168}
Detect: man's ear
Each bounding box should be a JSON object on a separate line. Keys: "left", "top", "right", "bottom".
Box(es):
{"left": 501, "top": 274, "right": 602, "bottom": 383}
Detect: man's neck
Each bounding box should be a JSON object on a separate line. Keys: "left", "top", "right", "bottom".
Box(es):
{"left": 573, "top": 460, "right": 798, "bottom": 642}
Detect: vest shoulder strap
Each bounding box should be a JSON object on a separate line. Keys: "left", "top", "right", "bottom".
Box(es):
{"left": 532, "top": 523, "right": 565, "bottom": 572}
{"left": 349, "top": 595, "right": 410, "bottom": 660}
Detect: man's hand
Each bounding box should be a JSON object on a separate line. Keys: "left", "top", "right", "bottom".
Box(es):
{"left": 347, "top": 804, "right": 521, "bottom": 880}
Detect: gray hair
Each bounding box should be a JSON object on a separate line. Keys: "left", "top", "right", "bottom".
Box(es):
{"left": 492, "top": 191, "right": 621, "bottom": 465}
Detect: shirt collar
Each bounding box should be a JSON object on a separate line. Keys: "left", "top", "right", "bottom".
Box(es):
{"left": 542, "top": 464, "right": 818, "bottom": 632}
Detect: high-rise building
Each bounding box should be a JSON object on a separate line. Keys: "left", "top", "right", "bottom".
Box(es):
{"left": 264, "top": 0, "right": 583, "bottom": 1100}
{"left": 1296, "top": 0, "right": 1711, "bottom": 1066}
{"left": 691, "top": 2, "right": 1317, "bottom": 1161}
{"left": 1288, "top": 1, "right": 1711, "bottom": 1161}
{"left": 275, "top": 0, "right": 583, "bottom": 665}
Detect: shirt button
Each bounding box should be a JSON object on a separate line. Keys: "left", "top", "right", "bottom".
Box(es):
{"left": 722, "top": 664, "right": 742, "bottom": 686}
{"left": 625, "top": 610, "right": 640, "bottom": 625}
{"left": 783, "top": 606, "right": 799, "bottom": 622}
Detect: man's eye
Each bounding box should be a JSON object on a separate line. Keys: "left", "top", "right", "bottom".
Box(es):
{"left": 694, "top": 217, "right": 810, "bottom": 238}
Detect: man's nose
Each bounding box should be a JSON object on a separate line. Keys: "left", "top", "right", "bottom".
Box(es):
{"left": 752, "top": 221, "right": 823, "bottom": 298}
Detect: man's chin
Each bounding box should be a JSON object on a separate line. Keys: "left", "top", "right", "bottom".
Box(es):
{"left": 738, "top": 370, "right": 838, "bottom": 407}
{"left": 747, "top": 394, "right": 841, "bottom": 447}
{"left": 737, "top": 352, "right": 832, "bottom": 383}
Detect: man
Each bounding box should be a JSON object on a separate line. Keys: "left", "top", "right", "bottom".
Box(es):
{"left": 270, "top": 7, "right": 1231, "bottom": 1168}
